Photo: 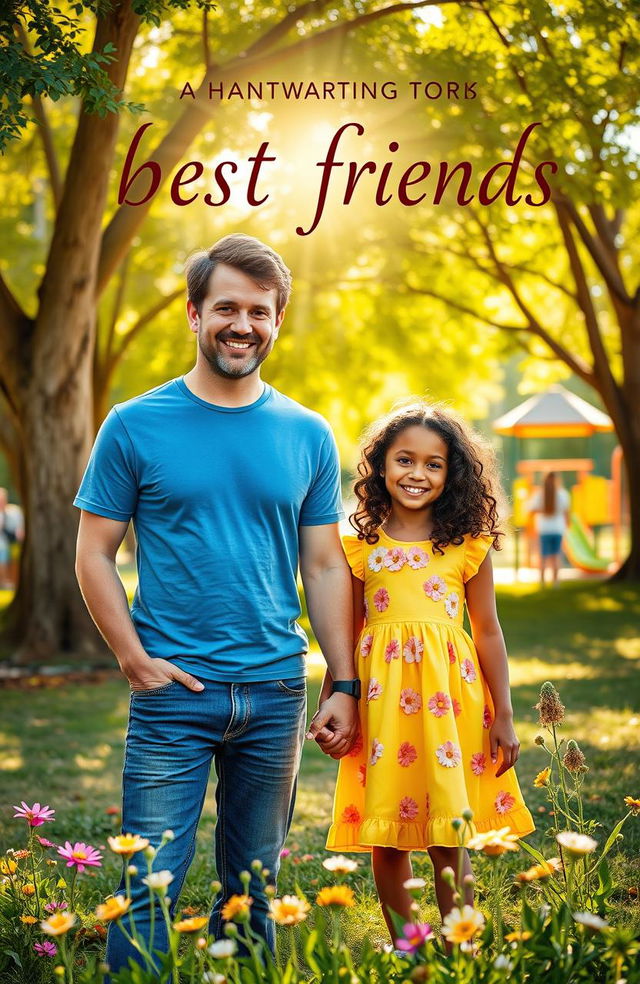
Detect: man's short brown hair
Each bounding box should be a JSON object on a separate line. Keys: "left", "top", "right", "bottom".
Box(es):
{"left": 185, "top": 234, "right": 292, "bottom": 316}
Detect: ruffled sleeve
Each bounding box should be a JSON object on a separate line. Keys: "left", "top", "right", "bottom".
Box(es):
{"left": 342, "top": 534, "right": 365, "bottom": 582}
{"left": 463, "top": 533, "right": 494, "bottom": 583}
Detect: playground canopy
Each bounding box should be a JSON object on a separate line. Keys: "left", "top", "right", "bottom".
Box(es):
{"left": 492, "top": 384, "right": 613, "bottom": 439}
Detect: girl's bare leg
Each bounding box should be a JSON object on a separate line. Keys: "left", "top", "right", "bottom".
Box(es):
{"left": 428, "top": 845, "right": 473, "bottom": 919}
{"left": 371, "top": 846, "right": 413, "bottom": 939}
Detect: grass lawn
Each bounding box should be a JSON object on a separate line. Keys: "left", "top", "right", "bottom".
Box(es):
{"left": 1, "top": 580, "right": 639, "bottom": 950}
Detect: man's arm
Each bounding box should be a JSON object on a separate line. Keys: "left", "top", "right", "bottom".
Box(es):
{"left": 298, "top": 523, "right": 358, "bottom": 756}
{"left": 75, "top": 511, "right": 203, "bottom": 692}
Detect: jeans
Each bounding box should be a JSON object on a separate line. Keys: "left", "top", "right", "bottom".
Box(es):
{"left": 105, "top": 676, "right": 307, "bottom": 977}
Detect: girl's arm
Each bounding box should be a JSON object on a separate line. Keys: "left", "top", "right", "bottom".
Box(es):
{"left": 317, "top": 573, "right": 365, "bottom": 746}
{"left": 465, "top": 554, "right": 520, "bottom": 778}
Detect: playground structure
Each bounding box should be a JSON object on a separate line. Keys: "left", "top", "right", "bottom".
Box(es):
{"left": 493, "top": 385, "right": 627, "bottom": 575}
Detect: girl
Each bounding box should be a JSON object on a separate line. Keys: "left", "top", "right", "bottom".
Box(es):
{"left": 320, "top": 402, "right": 534, "bottom": 937}
{"left": 528, "top": 472, "right": 571, "bottom": 586}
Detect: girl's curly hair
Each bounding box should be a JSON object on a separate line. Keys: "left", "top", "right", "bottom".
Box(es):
{"left": 350, "top": 401, "right": 505, "bottom": 554}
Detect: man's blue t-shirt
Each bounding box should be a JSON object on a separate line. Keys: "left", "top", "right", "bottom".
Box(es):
{"left": 74, "top": 378, "right": 344, "bottom": 682}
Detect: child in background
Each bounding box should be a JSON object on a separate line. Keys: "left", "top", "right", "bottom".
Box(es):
{"left": 319, "top": 402, "right": 534, "bottom": 938}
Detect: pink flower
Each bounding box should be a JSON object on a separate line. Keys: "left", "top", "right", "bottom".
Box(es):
{"left": 348, "top": 732, "right": 364, "bottom": 757}
{"left": 367, "top": 546, "right": 387, "bottom": 572}
{"left": 36, "top": 835, "right": 56, "bottom": 848}
{"left": 403, "top": 636, "right": 424, "bottom": 664}
{"left": 427, "top": 691, "right": 451, "bottom": 718}
{"left": 460, "top": 658, "right": 477, "bottom": 684}
{"left": 373, "top": 588, "right": 390, "bottom": 612}
{"left": 360, "top": 633, "right": 373, "bottom": 658}
{"left": 57, "top": 841, "right": 102, "bottom": 874}
{"left": 399, "top": 796, "right": 419, "bottom": 821}
{"left": 470, "top": 753, "right": 486, "bottom": 776}
{"left": 397, "top": 742, "right": 418, "bottom": 767}
{"left": 406, "top": 546, "right": 429, "bottom": 570}
{"left": 341, "top": 804, "right": 361, "bottom": 824}
{"left": 495, "top": 791, "right": 517, "bottom": 815}
{"left": 400, "top": 689, "right": 422, "bottom": 715}
{"left": 452, "top": 698, "right": 462, "bottom": 717}
{"left": 358, "top": 764, "right": 367, "bottom": 786}
{"left": 367, "top": 678, "right": 383, "bottom": 702}
{"left": 44, "top": 901, "right": 68, "bottom": 913}
{"left": 363, "top": 597, "right": 369, "bottom": 621}
{"left": 370, "top": 738, "right": 384, "bottom": 765}
{"left": 13, "top": 802, "right": 55, "bottom": 827}
{"left": 395, "top": 921, "right": 434, "bottom": 953}
{"left": 483, "top": 704, "right": 493, "bottom": 729}
{"left": 384, "top": 546, "right": 406, "bottom": 572}
{"left": 34, "top": 941, "right": 57, "bottom": 957}
{"left": 436, "top": 741, "right": 462, "bottom": 768}
{"left": 279, "top": 848, "right": 291, "bottom": 858}
{"left": 384, "top": 639, "right": 401, "bottom": 663}
{"left": 423, "top": 576, "right": 446, "bottom": 601}
{"left": 447, "top": 641, "right": 457, "bottom": 664}
{"left": 444, "top": 591, "right": 460, "bottom": 618}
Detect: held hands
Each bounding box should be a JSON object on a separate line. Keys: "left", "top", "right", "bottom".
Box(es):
{"left": 489, "top": 710, "right": 520, "bottom": 777}
{"left": 306, "top": 692, "right": 359, "bottom": 759}
{"left": 125, "top": 656, "right": 204, "bottom": 693}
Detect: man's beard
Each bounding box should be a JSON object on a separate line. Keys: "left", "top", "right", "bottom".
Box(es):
{"left": 198, "top": 331, "right": 272, "bottom": 379}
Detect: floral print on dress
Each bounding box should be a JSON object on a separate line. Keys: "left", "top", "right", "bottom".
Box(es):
{"left": 423, "top": 575, "right": 446, "bottom": 601}
{"left": 358, "top": 764, "right": 367, "bottom": 786}
{"left": 397, "top": 742, "right": 418, "bottom": 767}
{"left": 399, "top": 796, "right": 419, "bottom": 821}
{"left": 348, "top": 732, "right": 363, "bottom": 758}
{"left": 403, "top": 636, "right": 424, "bottom": 664}
{"left": 384, "top": 546, "right": 406, "bottom": 572}
{"left": 460, "top": 658, "right": 477, "bottom": 684}
{"left": 406, "top": 545, "right": 429, "bottom": 569}
{"left": 373, "top": 587, "right": 390, "bottom": 612}
{"left": 470, "top": 752, "right": 486, "bottom": 776}
{"left": 436, "top": 741, "right": 462, "bottom": 768}
{"left": 444, "top": 591, "right": 460, "bottom": 618}
{"left": 427, "top": 691, "right": 451, "bottom": 717}
{"left": 400, "top": 688, "right": 422, "bottom": 715}
{"left": 341, "top": 804, "right": 361, "bottom": 823}
{"left": 360, "top": 633, "right": 373, "bottom": 659}
{"left": 425, "top": 792, "right": 431, "bottom": 818}
{"left": 483, "top": 704, "right": 493, "bottom": 729}
{"left": 452, "top": 697, "right": 462, "bottom": 717}
{"left": 367, "top": 678, "right": 382, "bottom": 702}
{"left": 495, "top": 791, "right": 516, "bottom": 814}
{"left": 368, "top": 546, "right": 386, "bottom": 572}
{"left": 447, "top": 641, "right": 457, "bottom": 664}
{"left": 370, "top": 738, "right": 384, "bottom": 765}
{"left": 363, "top": 597, "right": 369, "bottom": 621}
{"left": 384, "top": 639, "right": 400, "bottom": 663}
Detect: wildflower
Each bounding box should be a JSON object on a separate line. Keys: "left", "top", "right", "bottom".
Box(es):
{"left": 534, "top": 734, "right": 546, "bottom": 746}
{"left": 174, "top": 915, "right": 209, "bottom": 932}
{"left": 279, "top": 848, "right": 291, "bottom": 858}
{"left": 494, "top": 955, "right": 513, "bottom": 971}
{"left": 623, "top": 796, "right": 640, "bottom": 815}
{"left": 208, "top": 939, "right": 237, "bottom": 958}
{"left": 534, "top": 767, "right": 551, "bottom": 787}
{"left": 40, "top": 912, "right": 77, "bottom": 936}
{"left": 403, "top": 877, "right": 427, "bottom": 893}
{"left": 13, "top": 849, "right": 30, "bottom": 860}
{"left": 556, "top": 832, "right": 598, "bottom": 857}
{"left": 505, "top": 930, "right": 532, "bottom": 942}
{"left": 516, "top": 858, "right": 562, "bottom": 881}
{"left": 269, "top": 895, "right": 310, "bottom": 925}
{"left": 22, "top": 884, "right": 36, "bottom": 896}
{"left": 0, "top": 858, "right": 17, "bottom": 875}
{"left": 441, "top": 905, "right": 485, "bottom": 943}
{"left": 107, "top": 834, "right": 150, "bottom": 855}
{"left": 36, "top": 835, "right": 56, "bottom": 848}
{"left": 12, "top": 801, "right": 55, "bottom": 827}
{"left": 142, "top": 870, "right": 174, "bottom": 890}
{"left": 574, "top": 912, "right": 609, "bottom": 931}
{"left": 34, "top": 941, "right": 58, "bottom": 957}
{"left": 57, "top": 841, "right": 102, "bottom": 874}
{"left": 21, "top": 915, "right": 38, "bottom": 924}
{"left": 316, "top": 885, "right": 355, "bottom": 907}
{"left": 395, "top": 922, "right": 434, "bottom": 953}
{"left": 563, "top": 740, "right": 588, "bottom": 774}
{"left": 203, "top": 974, "right": 226, "bottom": 984}
{"left": 95, "top": 896, "right": 131, "bottom": 921}
{"left": 323, "top": 855, "right": 358, "bottom": 873}
{"left": 535, "top": 682, "right": 565, "bottom": 727}
{"left": 467, "top": 828, "right": 520, "bottom": 856}
{"left": 221, "top": 894, "right": 252, "bottom": 921}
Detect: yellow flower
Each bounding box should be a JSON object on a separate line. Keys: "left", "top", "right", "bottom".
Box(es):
{"left": 41, "top": 912, "right": 77, "bottom": 936}
{"left": 269, "top": 895, "right": 311, "bottom": 925}
{"left": 516, "top": 858, "right": 562, "bottom": 882}
{"left": 316, "top": 885, "right": 355, "bottom": 908}
{"left": 21, "top": 884, "right": 36, "bottom": 896}
{"left": 57, "top": 878, "right": 67, "bottom": 889}
{"left": 505, "top": 930, "right": 532, "bottom": 942}
{"left": 624, "top": 796, "right": 640, "bottom": 815}
{"left": 534, "top": 768, "right": 551, "bottom": 788}
{"left": 173, "top": 916, "right": 209, "bottom": 932}
{"left": 467, "top": 828, "right": 520, "bottom": 856}
{"left": 0, "top": 859, "right": 17, "bottom": 875}
{"left": 441, "top": 905, "right": 485, "bottom": 943}
{"left": 95, "top": 896, "right": 131, "bottom": 922}
{"left": 107, "top": 834, "right": 150, "bottom": 855}
{"left": 21, "top": 915, "right": 39, "bottom": 924}
{"left": 220, "top": 894, "right": 252, "bottom": 922}
{"left": 556, "top": 832, "right": 598, "bottom": 857}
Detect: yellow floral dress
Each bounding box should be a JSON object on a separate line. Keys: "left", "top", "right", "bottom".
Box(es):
{"left": 327, "top": 531, "right": 535, "bottom": 851}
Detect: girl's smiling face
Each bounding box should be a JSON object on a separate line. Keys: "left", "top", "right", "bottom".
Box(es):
{"left": 382, "top": 425, "right": 449, "bottom": 512}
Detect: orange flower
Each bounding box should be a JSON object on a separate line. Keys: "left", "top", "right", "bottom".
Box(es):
{"left": 21, "top": 884, "right": 36, "bottom": 896}
{"left": 505, "top": 930, "right": 532, "bottom": 942}
{"left": 221, "top": 894, "right": 252, "bottom": 922}
{"left": 534, "top": 768, "right": 551, "bottom": 788}
{"left": 316, "top": 885, "right": 355, "bottom": 908}
{"left": 173, "top": 916, "right": 209, "bottom": 932}
{"left": 624, "top": 796, "right": 640, "bottom": 815}
{"left": 21, "top": 915, "right": 38, "bottom": 925}
{"left": 516, "top": 858, "right": 562, "bottom": 882}
{"left": 95, "top": 896, "right": 131, "bottom": 922}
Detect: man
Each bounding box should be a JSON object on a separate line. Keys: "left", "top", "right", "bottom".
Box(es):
{"left": 75, "top": 234, "right": 359, "bottom": 975}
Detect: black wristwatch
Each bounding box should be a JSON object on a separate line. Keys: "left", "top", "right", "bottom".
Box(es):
{"left": 331, "top": 678, "right": 362, "bottom": 700}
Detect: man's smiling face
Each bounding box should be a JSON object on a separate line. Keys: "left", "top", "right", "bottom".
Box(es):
{"left": 187, "top": 263, "right": 284, "bottom": 379}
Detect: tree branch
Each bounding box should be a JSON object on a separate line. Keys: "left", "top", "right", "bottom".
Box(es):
{"left": 553, "top": 194, "right": 631, "bottom": 305}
